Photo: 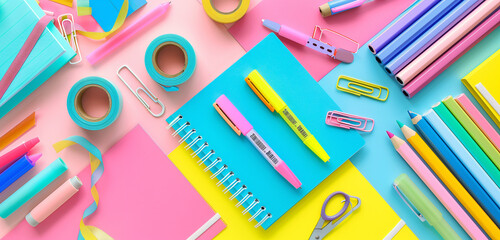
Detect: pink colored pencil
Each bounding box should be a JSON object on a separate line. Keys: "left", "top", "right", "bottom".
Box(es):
{"left": 396, "top": 0, "right": 500, "bottom": 87}
{"left": 387, "top": 131, "right": 487, "bottom": 240}
{"left": 402, "top": 10, "right": 500, "bottom": 98}
{"left": 456, "top": 94, "right": 500, "bottom": 152}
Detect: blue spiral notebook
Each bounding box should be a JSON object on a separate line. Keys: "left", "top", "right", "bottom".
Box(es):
{"left": 166, "top": 33, "right": 365, "bottom": 230}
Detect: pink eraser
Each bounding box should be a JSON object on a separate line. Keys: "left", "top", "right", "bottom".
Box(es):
{"left": 26, "top": 176, "right": 83, "bottom": 227}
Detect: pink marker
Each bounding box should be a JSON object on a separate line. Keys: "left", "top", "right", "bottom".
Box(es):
{"left": 214, "top": 95, "right": 302, "bottom": 189}
{"left": 0, "top": 137, "right": 40, "bottom": 171}
{"left": 262, "top": 19, "right": 354, "bottom": 63}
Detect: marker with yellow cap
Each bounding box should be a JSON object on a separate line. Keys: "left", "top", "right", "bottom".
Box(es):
{"left": 245, "top": 70, "right": 330, "bottom": 162}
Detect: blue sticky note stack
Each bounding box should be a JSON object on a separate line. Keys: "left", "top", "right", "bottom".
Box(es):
{"left": 90, "top": 0, "right": 147, "bottom": 32}
{"left": 0, "top": 0, "right": 75, "bottom": 119}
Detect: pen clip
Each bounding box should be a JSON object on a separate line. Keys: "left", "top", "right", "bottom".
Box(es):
{"left": 393, "top": 184, "right": 426, "bottom": 222}
{"left": 213, "top": 102, "right": 242, "bottom": 135}
{"left": 245, "top": 76, "right": 275, "bottom": 112}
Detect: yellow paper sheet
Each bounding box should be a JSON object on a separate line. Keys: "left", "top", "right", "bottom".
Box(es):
{"left": 462, "top": 49, "right": 500, "bottom": 128}
{"left": 168, "top": 144, "right": 416, "bottom": 239}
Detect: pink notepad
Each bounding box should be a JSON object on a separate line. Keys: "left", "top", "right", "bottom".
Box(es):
{"left": 228, "top": 0, "right": 414, "bottom": 81}
{"left": 5, "top": 125, "right": 225, "bottom": 240}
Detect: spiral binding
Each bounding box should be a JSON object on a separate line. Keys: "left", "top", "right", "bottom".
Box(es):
{"left": 167, "top": 115, "right": 271, "bottom": 228}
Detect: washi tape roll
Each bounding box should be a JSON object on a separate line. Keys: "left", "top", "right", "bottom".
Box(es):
{"left": 145, "top": 34, "right": 196, "bottom": 92}
{"left": 67, "top": 77, "right": 122, "bottom": 130}
{"left": 202, "top": 0, "right": 250, "bottom": 23}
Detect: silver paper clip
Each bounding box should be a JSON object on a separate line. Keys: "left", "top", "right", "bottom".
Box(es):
{"left": 57, "top": 14, "right": 82, "bottom": 64}
{"left": 117, "top": 65, "right": 165, "bottom": 118}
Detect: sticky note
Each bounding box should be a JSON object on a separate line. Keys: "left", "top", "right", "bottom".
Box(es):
{"left": 90, "top": 0, "right": 147, "bottom": 32}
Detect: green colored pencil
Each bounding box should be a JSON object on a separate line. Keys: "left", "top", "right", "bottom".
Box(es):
{"left": 433, "top": 102, "right": 500, "bottom": 187}
{"left": 442, "top": 96, "right": 500, "bottom": 170}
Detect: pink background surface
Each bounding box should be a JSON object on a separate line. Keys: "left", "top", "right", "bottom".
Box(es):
{"left": 228, "top": 0, "right": 415, "bottom": 81}
{"left": 3, "top": 125, "right": 225, "bottom": 239}
{"left": 0, "top": 0, "right": 244, "bottom": 237}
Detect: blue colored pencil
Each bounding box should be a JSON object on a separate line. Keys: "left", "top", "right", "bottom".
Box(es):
{"left": 385, "top": 0, "right": 482, "bottom": 75}
{"left": 409, "top": 111, "right": 500, "bottom": 226}
{"left": 423, "top": 109, "right": 500, "bottom": 208}
{"left": 375, "top": 0, "right": 460, "bottom": 66}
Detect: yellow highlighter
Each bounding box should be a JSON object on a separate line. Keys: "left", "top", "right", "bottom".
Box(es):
{"left": 245, "top": 70, "right": 330, "bottom": 162}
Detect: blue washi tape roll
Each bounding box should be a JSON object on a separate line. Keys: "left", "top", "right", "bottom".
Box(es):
{"left": 67, "top": 77, "right": 122, "bottom": 130}
{"left": 145, "top": 34, "right": 196, "bottom": 92}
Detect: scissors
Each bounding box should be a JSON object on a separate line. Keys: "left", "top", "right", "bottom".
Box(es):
{"left": 309, "top": 191, "right": 361, "bottom": 240}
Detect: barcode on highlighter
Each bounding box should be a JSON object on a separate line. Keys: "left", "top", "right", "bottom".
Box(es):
{"left": 297, "top": 125, "right": 309, "bottom": 138}
{"left": 250, "top": 133, "right": 267, "bottom": 151}
{"left": 266, "top": 150, "right": 279, "bottom": 165}
{"left": 283, "top": 108, "right": 297, "bottom": 125}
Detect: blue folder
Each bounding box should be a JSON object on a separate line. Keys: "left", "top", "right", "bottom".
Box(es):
{"left": 166, "top": 33, "right": 365, "bottom": 229}
{"left": 0, "top": 0, "right": 75, "bottom": 119}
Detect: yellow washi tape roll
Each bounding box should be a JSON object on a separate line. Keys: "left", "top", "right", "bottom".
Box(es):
{"left": 202, "top": 0, "right": 250, "bottom": 23}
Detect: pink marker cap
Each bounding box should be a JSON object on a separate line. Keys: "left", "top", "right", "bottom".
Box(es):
{"left": 215, "top": 95, "right": 253, "bottom": 136}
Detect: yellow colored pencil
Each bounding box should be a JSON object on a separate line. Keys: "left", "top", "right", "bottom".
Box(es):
{"left": 398, "top": 121, "right": 500, "bottom": 239}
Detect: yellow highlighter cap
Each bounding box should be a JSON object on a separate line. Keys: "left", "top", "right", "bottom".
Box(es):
{"left": 245, "top": 70, "right": 286, "bottom": 112}
{"left": 304, "top": 136, "right": 330, "bottom": 162}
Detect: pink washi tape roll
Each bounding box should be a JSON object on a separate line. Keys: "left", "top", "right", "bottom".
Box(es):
{"left": 25, "top": 176, "right": 83, "bottom": 227}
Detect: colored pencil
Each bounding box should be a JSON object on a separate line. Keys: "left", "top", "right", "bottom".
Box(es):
{"left": 456, "top": 94, "right": 500, "bottom": 152}
{"left": 375, "top": 0, "right": 460, "bottom": 66}
{"left": 409, "top": 111, "right": 500, "bottom": 226}
{"left": 424, "top": 109, "right": 500, "bottom": 208}
{"left": 368, "top": 0, "right": 439, "bottom": 54}
{"left": 402, "top": 10, "right": 500, "bottom": 98}
{"left": 396, "top": 0, "right": 500, "bottom": 86}
{"left": 387, "top": 131, "right": 487, "bottom": 240}
{"left": 397, "top": 121, "right": 500, "bottom": 239}
{"left": 433, "top": 101, "right": 500, "bottom": 187}
{"left": 443, "top": 96, "right": 500, "bottom": 169}
{"left": 385, "top": 0, "right": 482, "bottom": 76}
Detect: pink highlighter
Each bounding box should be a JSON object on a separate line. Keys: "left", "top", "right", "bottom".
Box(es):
{"left": 26, "top": 176, "right": 83, "bottom": 227}
{"left": 214, "top": 94, "right": 302, "bottom": 189}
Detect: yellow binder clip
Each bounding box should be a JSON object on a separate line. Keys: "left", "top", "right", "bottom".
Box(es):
{"left": 336, "top": 75, "right": 389, "bottom": 101}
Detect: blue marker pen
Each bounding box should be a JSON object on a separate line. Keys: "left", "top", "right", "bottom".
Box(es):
{"left": 319, "top": 0, "right": 368, "bottom": 17}
{"left": 0, "top": 153, "right": 41, "bottom": 193}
